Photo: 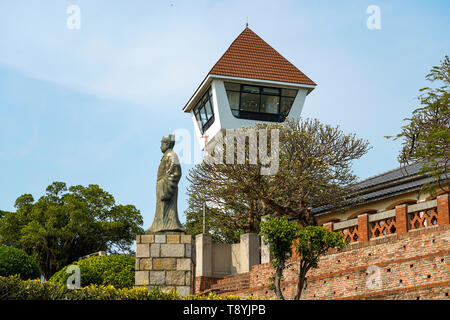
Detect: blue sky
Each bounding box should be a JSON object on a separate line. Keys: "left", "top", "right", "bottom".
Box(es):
{"left": 0, "top": 0, "right": 449, "bottom": 231}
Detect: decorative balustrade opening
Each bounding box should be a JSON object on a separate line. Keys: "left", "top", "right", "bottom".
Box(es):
{"left": 325, "top": 195, "right": 448, "bottom": 243}
{"left": 408, "top": 209, "right": 438, "bottom": 230}
{"left": 341, "top": 226, "right": 358, "bottom": 243}
{"left": 370, "top": 217, "right": 397, "bottom": 239}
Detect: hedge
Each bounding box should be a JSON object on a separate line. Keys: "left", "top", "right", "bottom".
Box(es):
{"left": 0, "top": 275, "right": 274, "bottom": 300}
{"left": 0, "top": 275, "right": 254, "bottom": 300}
{"left": 0, "top": 246, "right": 41, "bottom": 280}
{"left": 49, "top": 255, "right": 134, "bottom": 289}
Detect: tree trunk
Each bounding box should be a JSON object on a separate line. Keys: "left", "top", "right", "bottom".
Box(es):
{"left": 274, "top": 263, "right": 285, "bottom": 300}
{"left": 294, "top": 264, "right": 308, "bottom": 300}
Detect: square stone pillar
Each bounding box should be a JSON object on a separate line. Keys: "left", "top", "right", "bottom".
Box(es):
{"left": 195, "top": 233, "right": 212, "bottom": 277}
{"left": 135, "top": 233, "right": 194, "bottom": 297}
{"left": 240, "top": 233, "right": 260, "bottom": 273}
{"left": 260, "top": 215, "right": 273, "bottom": 264}
{"left": 260, "top": 241, "right": 272, "bottom": 264}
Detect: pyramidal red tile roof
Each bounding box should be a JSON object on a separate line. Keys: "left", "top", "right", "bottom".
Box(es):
{"left": 208, "top": 27, "right": 315, "bottom": 86}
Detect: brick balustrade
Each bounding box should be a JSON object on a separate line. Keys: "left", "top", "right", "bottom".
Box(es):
{"left": 331, "top": 194, "right": 449, "bottom": 244}
{"left": 212, "top": 224, "right": 450, "bottom": 300}
{"left": 196, "top": 194, "right": 450, "bottom": 299}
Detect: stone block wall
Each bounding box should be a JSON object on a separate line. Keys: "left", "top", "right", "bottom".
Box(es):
{"left": 135, "top": 233, "right": 194, "bottom": 297}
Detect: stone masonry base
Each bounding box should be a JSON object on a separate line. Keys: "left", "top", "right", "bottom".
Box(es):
{"left": 135, "top": 233, "right": 194, "bottom": 297}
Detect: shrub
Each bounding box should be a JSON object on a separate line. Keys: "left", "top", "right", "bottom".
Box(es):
{"left": 0, "top": 275, "right": 180, "bottom": 300}
{"left": 0, "top": 275, "right": 278, "bottom": 300}
{"left": 0, "top": 275, "right": 247, "bottom": 300}
{"left": 0, "top": 246, "right": 41, "bottom": 280}
{"left": 49, "top": 255, "right": 134, "bottom": 289}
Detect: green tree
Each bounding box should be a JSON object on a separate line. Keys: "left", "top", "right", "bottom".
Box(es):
{"left": 259, "top": 216, "right": 300, "bottom": 300}
{"left": 0, "top": 246, "right": 41, "bottom": 280}
{"left": 293, "top": 226, "right": 346, "bottom": 300}
{"left": 185, "top": 118, "right": 370, "bottom": 242}
{"left": 389, "top": 55, "right": 449, "bottom": 194}
{"left": 0, "top": 182, "right": 144, "bottom": 279}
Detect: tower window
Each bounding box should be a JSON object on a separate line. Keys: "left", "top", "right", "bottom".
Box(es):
{"left": 225, "top": 82, "right": 298, "bottom": 122}
{"left": 193, "top": 88, "right": 215, "bottom": 134}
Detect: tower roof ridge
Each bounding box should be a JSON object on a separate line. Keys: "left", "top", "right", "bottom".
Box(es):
{"left": 207, "top": 27, "right": 315, "bottom": 86}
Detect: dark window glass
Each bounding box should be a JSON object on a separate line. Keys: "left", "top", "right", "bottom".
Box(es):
{"left": 193, "top": 87, "right": 215, "bottom": 133}
{"left": 194, "top": 109, "right": 203, "bottom": 128}
{"left": 263, "top": 87, "right": 280, "bottom": 95}
{"left": 242, "top": 85, "right": 259, "bottom": 94}
{"left": 282, "top": 88, "right": 297, "bottom": 97}
{"left": 227, "top": 91, "right": 240, "bottom": 110}
{"left": 241, "top": 92, "right": 260, "bottom": 112}
{"left": 224, "top": 82, "right": 240, "bottom": 91}
{"left": 260, "top": 95, "right": 279, "bottom": 114}
{"left": 205, "top": 100, "right": 214, "bottom": 120}
{"left": 280, "top": 97, "right": 295, "bottom": 115}
{"left": 200, "top": 106, "right": 208, "bottom": 125}
{"left": 224, "top": 82, "right": 298, "bottom": 122}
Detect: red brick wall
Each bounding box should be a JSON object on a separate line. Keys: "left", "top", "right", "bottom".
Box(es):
{"left": 210, "top": 225, "right": 450, "bottom": 300}
{"left": 195, "top": 276, "right": 220, "bottom": 293}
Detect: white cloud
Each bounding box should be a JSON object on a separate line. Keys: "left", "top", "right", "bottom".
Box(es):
{"left": 0, "top": 0, "right": 310, "bottom": 108}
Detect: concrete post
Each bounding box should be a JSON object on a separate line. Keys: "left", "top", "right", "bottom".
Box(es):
{"left": 195, "top": 233, "right": 212, "bottom": 277}
{"left": 240, "top": 233, "right": 260, "bottom": 273}
{"left": 260, "top": 215, "right": 273, "bottom": 264}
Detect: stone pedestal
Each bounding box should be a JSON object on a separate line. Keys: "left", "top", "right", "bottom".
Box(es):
{"left": 135, "top": 233, "right": 194, "bottom": 297}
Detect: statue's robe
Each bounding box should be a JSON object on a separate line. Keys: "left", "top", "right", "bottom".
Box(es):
{"left": 147, "top": 149, "right": 184, "bottom": 233}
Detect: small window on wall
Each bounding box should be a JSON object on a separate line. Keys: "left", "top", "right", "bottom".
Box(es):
{"left": 193, "top": 88, "right": 215, "bottom": 134}
{"left": 224, "top": 82, "right": 298, "bottom": 122}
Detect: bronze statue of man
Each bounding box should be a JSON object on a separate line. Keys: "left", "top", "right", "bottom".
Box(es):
{"left": 146, "top": 135, "right": 185, "bottom": 234}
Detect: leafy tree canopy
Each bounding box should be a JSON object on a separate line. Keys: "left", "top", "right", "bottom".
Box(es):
{"left": 0, "top": 182, "right": 144, "bottom": 279}
{"left": 260, "top": 216, "right": 300, "bottom": 300}
{"left": 389, "top": 55, "right": 449, "bottom": 193}
{"left": 292, "top": 226, "right": 346, "bottom": 299}
{"left": 185, "top": 118, "right": 370, "bottom": 243}
{"left": 0, "top": 246, "right": 41, "bottom": 280}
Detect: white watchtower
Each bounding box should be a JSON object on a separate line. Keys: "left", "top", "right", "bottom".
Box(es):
{"left": 183, "top": 27, "right": 316, "bottom": 149}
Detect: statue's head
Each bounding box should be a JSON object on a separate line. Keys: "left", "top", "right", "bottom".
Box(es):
{"left": 160, "top": 134, "right": 175, "bottom": 153}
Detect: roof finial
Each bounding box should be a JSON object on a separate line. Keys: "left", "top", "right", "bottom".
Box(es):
{"left": 245, "top": 16, "right": 248, "bottom": 28}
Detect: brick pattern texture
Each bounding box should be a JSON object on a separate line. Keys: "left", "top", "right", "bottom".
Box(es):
{"left": 200, "top": 225, "right": 450, "bottom": 300}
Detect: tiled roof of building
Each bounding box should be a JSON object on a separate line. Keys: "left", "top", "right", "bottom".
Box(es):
{"left": 208, "top": 27, "right": 316, "bottom": 86}
{"left": 313, "top": 162, "right": 448, "bottom": 216}
{"left": 354, "top": 163, "right": 424, "bottom": 191}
